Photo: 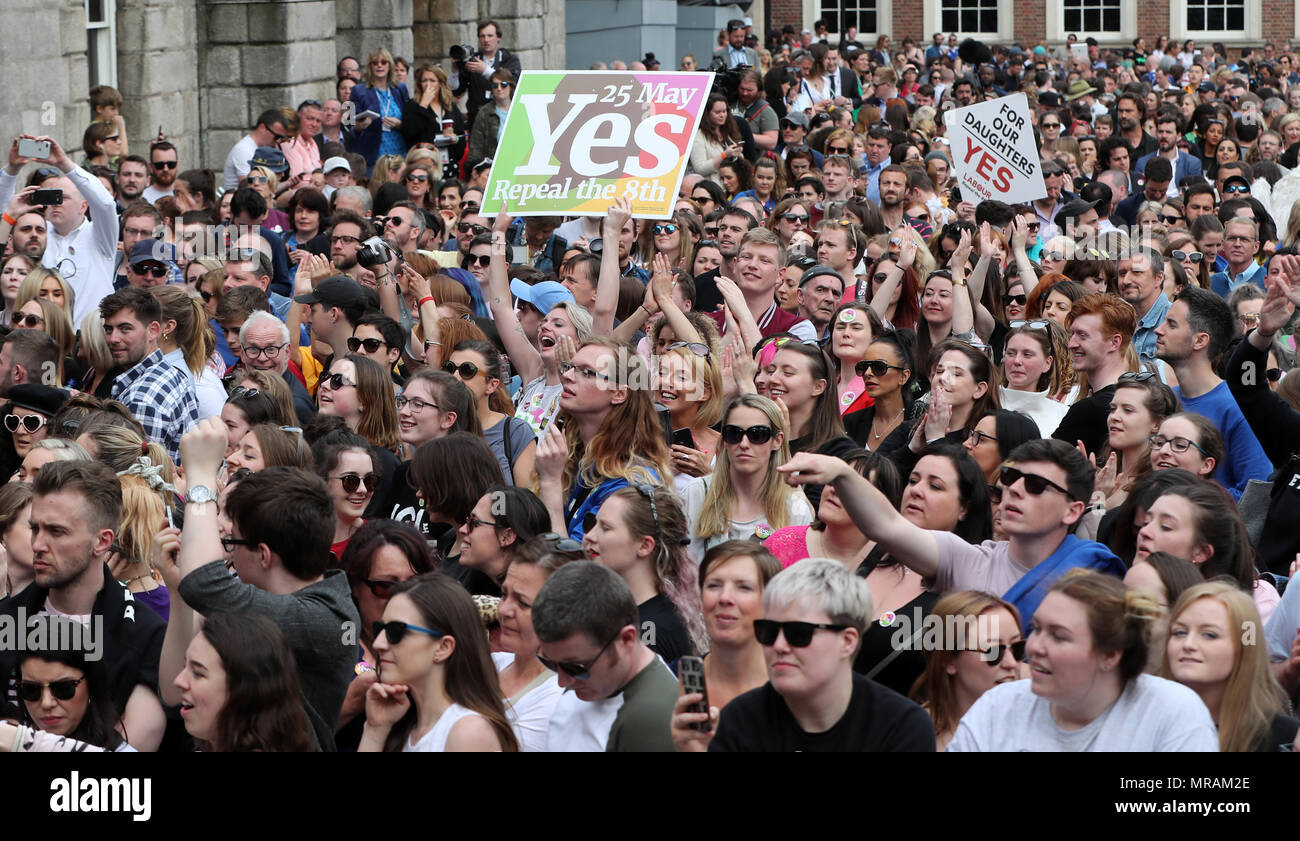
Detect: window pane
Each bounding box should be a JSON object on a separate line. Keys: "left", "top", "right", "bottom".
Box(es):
{"left": 1226, "top": 8, "right": 1244, "bottom": 28}
{"left": 88, "top": 0, "right": 105, "bottom": 24}
{"left": 1064, "top": 9, "right": 1080, "bottom": 29}
{"left": 1188, "top": 8, "right": 1204, "bottom": 28}
{"left": 1102, "top": 9, "right": 1120, "bottom": 29}
{"left": 942, "top": 9, "right": 957, "bottom": 30}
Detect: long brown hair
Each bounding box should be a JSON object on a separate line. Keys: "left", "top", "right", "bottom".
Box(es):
{"left": 769, "top": 342, "right": 845, "bottom": 449}
{"left": 909, "top": 591, "right": 1021, "bottom": 741}
{"left": 701, "top": 92, "right": 741, "bottom": 145}
{"left": 344, "top": 353, "right": 400, "bottom": 451}
{"left": 381, "top": 573, "right": 519, "bottom": 752}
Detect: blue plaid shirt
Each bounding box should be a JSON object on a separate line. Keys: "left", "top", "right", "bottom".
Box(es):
{"left": 111, "top": 349, "right": 200, "bottom": 464}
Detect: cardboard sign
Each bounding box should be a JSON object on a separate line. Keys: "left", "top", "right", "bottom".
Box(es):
{"left": 943, "top": 93, "right": 1047, "bottom": 205}
{"left": 1070, "top": 43, "right": 1089, "bottom": 62}
{"left": 484, "top": 71, "right": 713, "bottom": 219}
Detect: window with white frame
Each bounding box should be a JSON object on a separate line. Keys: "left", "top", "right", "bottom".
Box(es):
{"left": 817, "top": 0, "right": 880, "bottom": 37}
{"left": 1062, "top": 0, "right": 1122, "bottom": 33}
{"left": 940, "top": 0, "right": 999, "bottom": 33}
{"left": 86, "top": 0, "right": 117, "bottom": 89}
{"left": 1184, "top": 0, "right": 1245, "bottom": 31}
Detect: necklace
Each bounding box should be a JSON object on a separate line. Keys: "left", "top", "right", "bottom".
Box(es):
{"left": 120, "top": 571, "right": 154, "bottom": 587}
{"left": 870, "top": 407, "right": 905, "bottom": 440}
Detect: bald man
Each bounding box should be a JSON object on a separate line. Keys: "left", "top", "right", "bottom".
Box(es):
{"left": 0, "top": 135, "right": 117, "bottom": 325}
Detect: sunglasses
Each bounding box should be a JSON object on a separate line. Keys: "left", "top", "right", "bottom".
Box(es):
{"left": 999, "top": 465, "right": 1075, "bottom": 500}
{"left": 333, "top": 472, "right": 379, "bottom": 494}
{"left": 199, "top": 289, "right": 214, "bottom": 303}
{"left": 986, "top": 483, "right": 1004, "bottom": 505}
{"left": 248, "top": 175, "right": 269, "bottom": 185}
{"left": 1148, "top": 434, "right": 1208, "bottom": 456}
{"left": 753, "top": 619, "right": 849, "bottom": 647}
{"left": 460, "top": 202, "right": 481, "bottom": 213}
{"left": 855, "top": 359, "right": 906, "bottom": 378}
{"left": 652, "top": 223, "right": 679, "bottom": 235}
{"left": 975, "top": 640, "right": 1028, "bottom": 664}
{"left": 536, "top": 631, "right": 618, "bottom": 679}
{"left": 374, "top": 619, "right": 446, "bottom": 645}
{"left": 5, "top": 413, "right": 46, "bottom": 433}
{"left": 1159, "top": 214, "right": 1183, "bottom": 224}
{"left": 457, "top": 222, "right": 489, "bottom": 237}
{"left": 721, "top": 424, "right": 775, "bottom": 445}
{"left": 666, "top": 341, "right": 710, "bottom": 359}
{"left": 320, "top": 372, "right": 356, "bottom": 391}
{"left": 405, "top": 173, "right": 430, "bottom": 183}
{"left": 229, "top": 386, "right": 260, "bottom": 400}
{"left": 779, "top": 212, "right": 811, "bottom": 223}
{"left": 1117, "top": 371, "right": 1157, "bottom": 384}
{"left": 826, "top": 146, "right": 850, "bottom": 155}
{"left": 466, "top": 254, "right": 492, "bottom": 267}
{"left": 1223, "top": 184, "right": 1250, "bottom": 194}
{"left": 1009, "top": 319, "right": 1050, "bottom": 330}
{"left": 1003, "top": 294, "right": 1028, "bottom": 307}
{"left": 443, "top": 360, "right": 487, "bottom": 380}
{"left": 131, "top": 264, "right": 169, "bottom": 278}
{"left": 347, "top": 336, "right": 387, "bottom": 353}
{"left": 12, "top": 313, "right": 44, "bottom": 328}
{"left": 152, "top": 160, "right": 178, "bottom": 169}
{"left": 492, "top": 81, "right": 512, "bottom": 89}
{"left": 535, "top": 532, "right": 586, "bottom": 555}
{"left": 1236, "top": 312, "right": 1261, "bottom": 327}
{"left": 363, "top": 579, "right": 402, "bottom": 600}
{"left": 17, "top": 678, "right": 84, "bottom": 703}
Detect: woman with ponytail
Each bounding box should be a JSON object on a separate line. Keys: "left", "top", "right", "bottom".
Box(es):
{"left": 151, "top": 285, "right": 225, "bottom": 418}
{"left": 948, "top": 570, "right": 1220, "bottom": 751}
{"left": 582, "top": 484, "right": 705, "bottom": 662}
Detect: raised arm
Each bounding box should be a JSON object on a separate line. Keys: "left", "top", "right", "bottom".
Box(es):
{"left": 42, "top": 136, "right": 117, "bottom": 259}
{"left": 488, "top": 204, "right": 543, "bottom": 383}
{"left": 1010, "top": 214, "right": 1039, "bottom": 293}
{"left": 651, "top": 253, "right": 701, "bottom": 344}
{"left": 778, "top": 452, "right": 941, "bottom": 579}
{"left": 593, "top": 199, "right": 631, "bottom": 335}
{"left": 154, "top": 525, "right": 191, "bottom": 708}
{"left": 714, "top": 276, "right": 762, "bottom": 352}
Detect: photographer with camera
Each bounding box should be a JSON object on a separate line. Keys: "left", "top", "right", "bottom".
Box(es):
{"left": 451, "top": 20, "right": 523, "bottom": 129}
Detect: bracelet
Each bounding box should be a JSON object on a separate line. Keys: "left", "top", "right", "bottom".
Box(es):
{"left": 418, "top": 296, "right": 436, "bottom": 308}
{"left": 951, "top": 277, "right": 968, "bottom": 287}
{"left": 1, "top": 213, "right": 14, "bottom": 226}
{"left": 424, "top": 340, "right": 441, "bottom": 347}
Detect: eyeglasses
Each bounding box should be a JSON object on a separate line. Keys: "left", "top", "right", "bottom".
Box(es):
{"left": 405, "top": 173, "right": 430, "bottom": 183}
{"left": 11, "top": 313, "right": 44, "bottom": 329}
{"left": 374, "top": 619, "right": 446, "bottom": 645}
{"left": 1236, "top": 312, "right": 1261, "bottom": 327}
{"left": 1042, "top": 251, "right": 1065, "bottom": 262}
{"left": 999, "top": 465, "right": 1076, "bottom": 500}
{"left": 229, "top": 386, "right": 261, "bottom": 400}
{"left": 220, "top": 535, "right": 260, "bottom": 552}
{"left": 364, "top": 579, "right": 401, "bottom": 599}
{"left": 1041, "top": 122, "right": 1061, "bottom": 129}
{"left": 855, "top": 359, "right": 906, "bottom": 378}
{"left": 666, "top": 341, "right": 710, "bottom": 359}
{"left": 347, "top": 336, "right": 388, "bottom": 353}
{"left": 152, "top": 160, "right": 178, "bottom": 169}
{"left": 320, "top": 372, "right": 357, "bottom": 391}
{"left": 536, "top": 630, "right": 619, "bottom": 679}
{"left": 331, "top": 235, "right": 361, "bottom": 245}
{"left": 457, "top": 222, "right": 489, "bottom": 237}
{"left": 974, "top": 640, "right": 1027, "bottom": 665}
{"left": 826, "top": 145, "right": 850, "bottom": 154}
{"left": 242, "top": 343, "right": 287, "bottom": 359}
{"left": 1160, "top": 214, "right": 1183, "bottom": 224}
{"left": 395, "top": 395, "right": 438, "bottom": 413}
{"left": 1009, "top": 319, "right": 1050, "bottom": 330}
{"left": 753, "top": 619, "right": 849, "bottom": 647}
{"left": 559, "top": 361, "right": 611, "bottom": 382}
{"left": 986, "top": 483, "right": 1004, "bottom": 505}
{"left": 5, "top": 414, "right": 46, "bottom": 434}
{"left": 1172, "top": 249, "right": 1202, "bottom": 262}
{"left": 779, "top": 212, "right": 810, "bottom": 223}
{"left": 248, "top": 175, "right": 269, "bottom": 186}
{"left": 652, "top": 223, "right": 678, "bottom": 235}
{"left": 333, "top": 472, "right": 379, "bottom": 494}
{"left": 443, "top": 360, "right": 487, "bottom": 380}
{"left": 1149, "top": 434, "right": 1209, "bottom": 456}
{"left": 967, "top": 428, "right": 998, "bottom": 446}
{"left": 721, "top": 424, "right": 775, "bottom": 445}
{"left": 1117, "top": 371, "right": 1157, "bottom": 384}
{"left": 16, "top": 678, "right": 84, "bottom": 703}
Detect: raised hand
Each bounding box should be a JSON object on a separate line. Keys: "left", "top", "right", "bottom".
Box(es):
{"left": 604, "top": 197, "right": 632, "bottom": 239}
{"left": 777, "top": 451, "right": 851, "bottom": 486}
{"left": 977, "top": 221, "right": 996, "bottom": 258}
{"left": 179, "top": 417, "right": 228, "bottom": 482}
{"left": 492, "top": 200, "right": 514, "bottom": 235}
{"left": 554, "top": 334, "right": 578, "bottom": 367}
{"left": 1009, "top": 214, "right": 1029, "bottom": 252}
{"left": 651, "top": 253, "right": 675, "bottom": 304}
{"left": 670, "top": 690, "right": 718, "bottom": 752}
{"left": 535, "top": 421, "right": 568, "bottom": 484}
{"left": 151, "top": 526, "right": 183, "bottom": 590}
{"left": 898, "top": 232, "right": 918, "bottom": 269}
{"left": 364, "top": 681, "right": 412, "bottom": 730}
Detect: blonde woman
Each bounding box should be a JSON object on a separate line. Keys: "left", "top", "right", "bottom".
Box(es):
{"left": 69, "top": 310, "right": 114, "bottom": 395}
{"left": 151, "top": 285, "right": 225, "bottom": 419}
{"left": 244, "top": 166, "right": 290, "bottom": 230}
{"left": 681, "top": 394, "right": 813, "bottom": 564}
{"left": 351, "top": 46, "right": 410, "bottom": 168}
{"left": 15, "top": 267, "right": 75, "bottom": 319}
{"left": 13, "top": 298, "right": 72, "bottom": 384}
{"left": 402, "top": 62, "right": 466, "bottom": 179}
{"left": 1163, "top": 582, "right": 1299, "bottom": 752}
{"left": 368, "top": 154, "right": 406, "bottom": 200}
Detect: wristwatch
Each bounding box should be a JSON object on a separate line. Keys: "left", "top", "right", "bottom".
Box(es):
{"left": 187, "top": 485, "right": 215, "bottom": 505}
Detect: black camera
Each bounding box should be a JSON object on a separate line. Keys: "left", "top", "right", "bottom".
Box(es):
{"left": 709, "top": 55, "right": 748, "bottom": 103}
{"left": 356, "top": 235, "right": 395, "bottom": 268}
{"left": 450, "top": 44, "right": 478, "bottom": 63}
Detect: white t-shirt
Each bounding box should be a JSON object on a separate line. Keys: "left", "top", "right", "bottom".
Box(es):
{"left": 947, "top": 674, "right": 1219, "bottom": 752}
{"left": 680, "top": 475, "right": 814, "bottom": 565}
{"left": 997, "top": 386, "right": 1070, "bottom": 439}
{"left": 141, "top": 184, "right": 174, "bottom": 205}
{"left": 404, "top": 703, "right": 482, "bottom": 752}
{"left": 543, "top": 689, "right": 624, "bottom": 752}
{"left": 223, "top": 134, "right": 259, "bottom": 191}
{"left": 493, "top": 652, "right": 563, "bottom": 753}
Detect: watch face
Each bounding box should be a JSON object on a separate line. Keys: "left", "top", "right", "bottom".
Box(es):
{"left": 189, "top": 485, "right": 214, "bottom": 504}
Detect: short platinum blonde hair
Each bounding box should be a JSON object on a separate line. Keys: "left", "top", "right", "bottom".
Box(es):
{"left": 763, "top": 557, "right": 873, "bottom": 635}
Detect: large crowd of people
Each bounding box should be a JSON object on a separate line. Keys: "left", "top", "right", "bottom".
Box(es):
{"left": 5, "top": 19, "right": 1300, "bottom": 754}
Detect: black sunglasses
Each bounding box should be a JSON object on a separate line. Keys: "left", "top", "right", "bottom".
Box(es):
{"left": 458, "top": 222, "right": 489, "bottom": 235}
{"left": 374, "top": 619, "right": 446, "bottom": 645}
{"left": 405, "top": 173, "right": 430, "bottom": 183}
{"left": 365, "top": 579, "right": 402, "bottom": 599}
{"left": 151, "top": 160, "right": 178, "bottom": 169}
{"left": 721, "top": 424, "right": 775, "bottom": 445}
{"left": 536, "top": 631, "right": 619, "bottom": 679}
{"left": 535, "top": 532, "right": 585, "bottom": 555}
{"left": 347, "top": 336, "right": 387, "bottom": 353}
{"left": 780, "top": 212, "right": 811, "bottom": 223}
{"left": 131, "top": 263, "right": 169, "bottom": 278}
{"left": 753, "top": 619, "right": 849, "bottom": 647}
{"left": 333, "top": 472, "right": 379, "bottom": 494}
{"left": 652, "top": 223, "right": 678, "bottom": 235}
{"left": 999, "top": 465, "right": 1076, "bottom": 500}
{"left": 443, "top": 360, "right": 486, "bottom": 380}
{"left": 12, "top": 313, "right": 44, "bottom": 329}
{"left": 1117, "top": 371, "right": 1157, "bottom": 384}
{"left": 17, "top": 678, "right": 84, "bottom": 703}
{"left": 855, "top": 359, "right": 906, "bottom": 378}
{"left": 1002, "top": 293, "right": 1028, "bottom": 306}
{"left": 466, "top": 254, "right": 492, "bottom": 267}
{"left": 320, "top": 372, "right": 356, "bottom": 391}
{"left": 976, "top": 640, "right": 1027, "bottom": 665}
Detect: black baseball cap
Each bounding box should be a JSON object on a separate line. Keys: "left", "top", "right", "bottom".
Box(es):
{"left": 294, "top": 276, "right": 368, "bottom": 309}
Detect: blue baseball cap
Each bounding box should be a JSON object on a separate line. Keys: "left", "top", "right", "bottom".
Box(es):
{"left": 128, "top": 238, "right": 178, "bottom": 268}
{"left": 510, "top": 279, "right": 574, "bottom": 314}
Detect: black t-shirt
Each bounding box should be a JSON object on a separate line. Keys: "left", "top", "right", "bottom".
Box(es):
{"left": 790, "top": 434, "right": 859, "bottom": 511}
{"left": 363, "top": 445, "right": 400, "bottom": 520}
{"left": 852, "top": 554, "right": 940, "bottom": 697}
{"left": 1052, "top": 384, "right": 1116, "bottom": 457}
{"left": 377, "top": 462, "right": 432, "bottom": 538}
{"left": 1253, "top": 713, "right": 1300, "bottom": 752}
{"left": 639, "top": 594, "right": 692, "bottom": 664}
{"left": 709, "top": 672, "right": 935, "bottom": 751}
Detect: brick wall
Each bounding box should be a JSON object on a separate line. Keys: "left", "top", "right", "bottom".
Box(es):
{"left": 769, "top": 0, "right": 801, "bottom": 32}
{"left": 1262, "top": 0, "right": 1295, "bottom": 46}
{"left": 1015, "top": 4, "right": 1045, "bottom": 43}
{"left": 1136, "top": 0, "right": 1170, "bottom": 47}
{"left": 894, "top": 0, "right": 921, "bottom": 40}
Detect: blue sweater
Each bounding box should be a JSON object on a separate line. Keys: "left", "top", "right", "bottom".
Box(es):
{"left": 1174, "top": 381, "right": 1274, "bottom": 500}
